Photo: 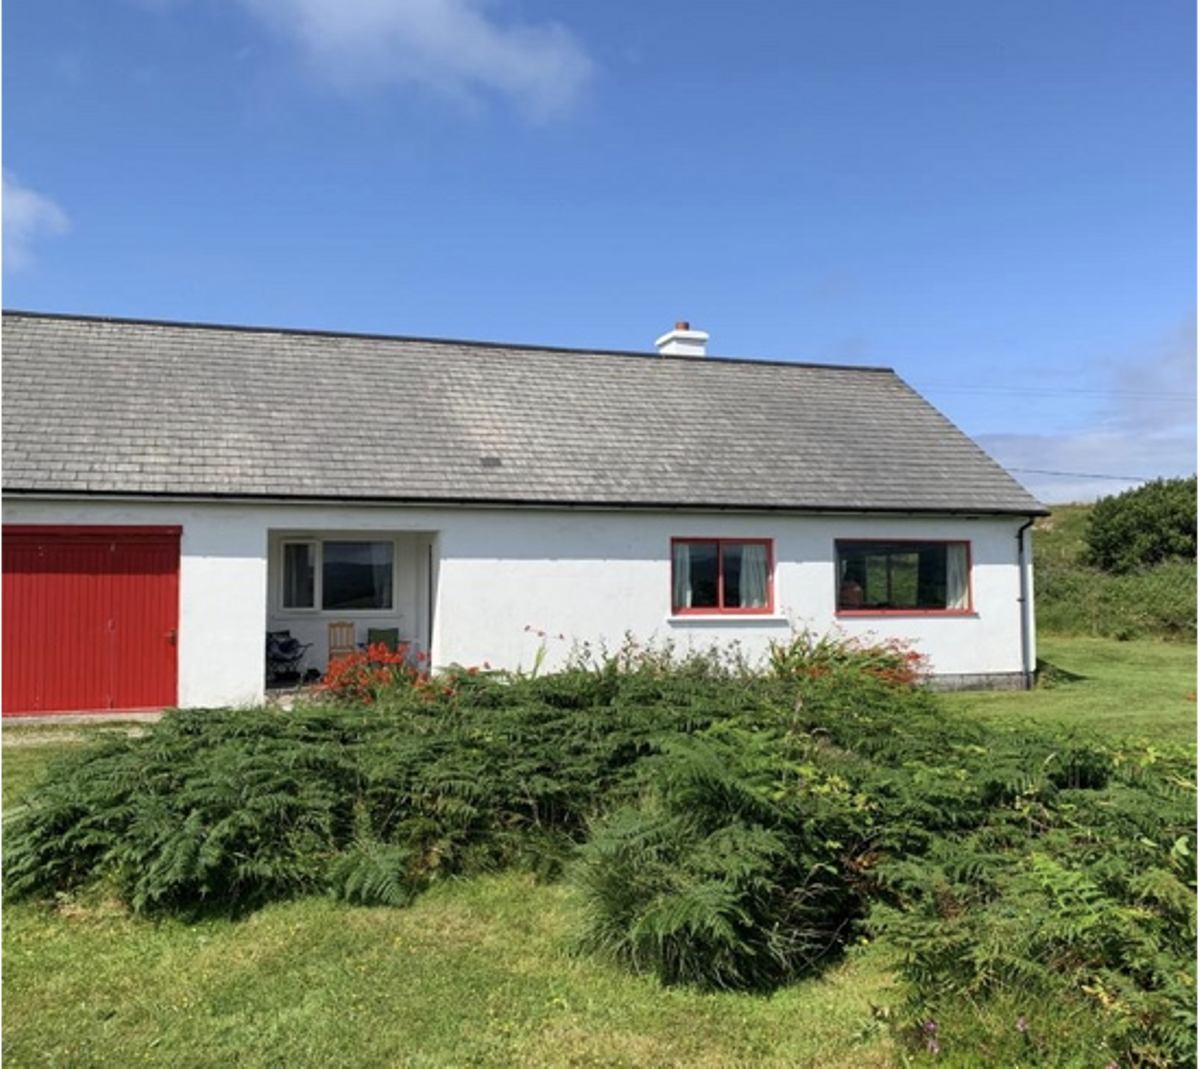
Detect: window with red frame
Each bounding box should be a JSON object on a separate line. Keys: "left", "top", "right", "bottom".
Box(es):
{"left": 836, "top": 540, "right": 971, "bottom": 612}
{"left": 671, "top": 539, "right": 773, "bottom": 614}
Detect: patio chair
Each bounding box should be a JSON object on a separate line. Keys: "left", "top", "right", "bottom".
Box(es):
{"left": 265, "top": 630, "right": 312, "bottom": 684}
{"left": 327, "top": 621, "right": 358, "bottom": 663}
{"left": 365, "top": 627, "right": 402, "bottom": 652}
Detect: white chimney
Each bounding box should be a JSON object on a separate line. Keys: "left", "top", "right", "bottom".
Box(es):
{"left": 655, "top": 320, "right": 709, "bottom": 357}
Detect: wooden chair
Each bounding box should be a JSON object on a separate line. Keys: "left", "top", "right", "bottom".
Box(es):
{"left": 327, "top": 621, "right": 357, "bottom": 663}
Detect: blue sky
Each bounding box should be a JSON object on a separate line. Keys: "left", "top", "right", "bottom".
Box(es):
{"left": 4, "top": 0, "right": 1196, "bottom": 504}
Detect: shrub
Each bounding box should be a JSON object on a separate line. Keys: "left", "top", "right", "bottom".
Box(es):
{"left": 1035, "top": 557, "right": 1198, "bottom": 641}
{"left": 767, "top": 629, "right": 929, "bottom": 687}
{"left": 869, "top": 738, "right": 1198, "bottom": 1068}
{"left": 319, "top": 642, "right": 436, "bottom": 704}
{"left": 1, "top": 708, "right": 353, "bottom": 912}
{"left": 571, "top": 730, "right": 866, "bottom": 990}
{"left": 2, "top": 656, "right": 743, "bottom": 915}
{"left": 1084, "top": 475, "right": 1197, "bottom": 575}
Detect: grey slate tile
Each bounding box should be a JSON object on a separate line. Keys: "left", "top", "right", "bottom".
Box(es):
{"left": 2, "top": 311, "right": 1044, "bottom": 515}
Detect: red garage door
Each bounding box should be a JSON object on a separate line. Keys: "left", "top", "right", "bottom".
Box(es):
{"left": 3, "top": 525, "right": 181, "bottom": 716}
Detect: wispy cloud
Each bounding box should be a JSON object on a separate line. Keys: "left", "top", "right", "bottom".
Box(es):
{"left": 238, "top": 0, "right": 594, "bottom": 120}
{"left": 979, "top": 313, "right": 1198, "bottom": 504}
{"left": 2, "top": 172, "right": 70, "bottom": 274}
{"left": 1103, "top": 313, "right": 1197, "bottom": 434}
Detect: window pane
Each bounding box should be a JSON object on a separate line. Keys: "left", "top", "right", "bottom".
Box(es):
{"left": 945, "top": 543, "right": 969, "bottom": 609}
{"left": 673, "top": 540, "right": 770, "bottom": 612}
{"left": 916, "top": 545, "right": 947, "bottom": 607}
{"left": 672, "top": 542, "right": 693, "bottom": 609}
{"left": 323, "top": 541, "right": 394, "bottom": 610}
{"left": 722, "top": 543, "right": 743, "bottom": 607}
{"left": 837, "top": 541, "right": 968, "bottom": 611}
{"left": 283, "top": 543, "right": 315, "bottom": 608}
{"left": 739, "top": 543, "right": 770, "bottom": 608}
{"left": 685, "top": 542, "right": 719, "bottom": 608}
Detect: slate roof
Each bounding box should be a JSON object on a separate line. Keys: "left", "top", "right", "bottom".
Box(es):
{"left": 2, "top": 311, "right": 1044, "bottom": 515}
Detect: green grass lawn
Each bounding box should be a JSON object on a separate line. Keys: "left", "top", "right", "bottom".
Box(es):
{"left": 3, "top": 635, "right": 1193, "bottom": 1068}
{"left": 2, "top": 872, "right": 899, "bottom": 1068}
{"left": 941, "top": 634, "right": 1197, "bottom": 744}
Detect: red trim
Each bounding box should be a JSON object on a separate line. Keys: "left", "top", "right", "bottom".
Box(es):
{"left": 837, "top": 609, "right": 977, "bottom": 618}
{"left": 671, "top": 537, "right": 775, "bottom": 615}
{"left": 835, "top": 538, "right": 973, "bottom": 615}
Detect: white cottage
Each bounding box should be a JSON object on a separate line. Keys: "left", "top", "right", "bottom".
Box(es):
{"left": 1, "top": 312, "right": 1045, "bottom": 715}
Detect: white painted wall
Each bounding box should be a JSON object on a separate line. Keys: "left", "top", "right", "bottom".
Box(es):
{"left": 3, "top": 497, "right": 1035, "bottom": 709}
{"left": 431, "top": 509, "right": 1033, "bottom": 679}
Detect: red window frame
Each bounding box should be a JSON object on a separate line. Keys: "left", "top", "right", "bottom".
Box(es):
{"left": 671, "top": 537, "right": 775, "bottom": 616}
{"left": 835, "top": 538, "right": 974, "bottom": 616}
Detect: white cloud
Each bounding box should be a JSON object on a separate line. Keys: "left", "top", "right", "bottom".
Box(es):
{"left": 238, "top": 0, "right": 593, "bottom": 120}
{"left": 2, "top": 172, "right": 70, "bottom": 274}
{"left": 977, "top": 429, "right": 1194, "bottom": 505}
{"left": 978, "top": 314, "right": 1198, "bottom": 505}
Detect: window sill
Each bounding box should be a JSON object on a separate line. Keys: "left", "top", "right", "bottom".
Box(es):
{"left": 836, "top": 609, "right": 977, "bottom": 618}
{"left": 275, "top": 608, "right": 399, "bottom": 617}
{"left": 666, "top": 614, "right": 792, "bottom": 627}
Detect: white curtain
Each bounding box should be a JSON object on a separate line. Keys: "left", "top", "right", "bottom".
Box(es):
{"left": 740, "top": 543, "right": 769, "bottom": 608}
{"left": 672, "top": 542, "right": 692, "bottom": 610}
{"left": 946, "top": 543, "right": 968, "bottom": 609}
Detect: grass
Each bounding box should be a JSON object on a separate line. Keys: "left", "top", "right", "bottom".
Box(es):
{"left": 941, "top": 634, "right": 1197, "bottom": 744}
{"left": 2, "top": 871, "right": 899, "bottom": 1068}
{"left": 2, "top": 743, "right": 88, "bottom": 810}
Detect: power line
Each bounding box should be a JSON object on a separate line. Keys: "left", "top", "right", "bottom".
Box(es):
{"left": 1009, "top": 467, "right": 1155, "bottom": 481}
{"left": 914, "top": 383, "right": 1196, "bottom": 400}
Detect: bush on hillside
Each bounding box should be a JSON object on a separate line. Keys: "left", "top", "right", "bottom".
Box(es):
{"left": 1084, "top": 475, "right": 1197, "bottom": 575}
{"left": 1035, "top": 557, "right": 1197, "bottom": 641}
{"left": 1035, "top": 489, "right": 1197, "bottom": 641}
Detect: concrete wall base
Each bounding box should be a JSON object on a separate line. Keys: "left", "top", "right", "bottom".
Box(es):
{"left": 928, "top": 671, "right": 1033, "bottom": 692}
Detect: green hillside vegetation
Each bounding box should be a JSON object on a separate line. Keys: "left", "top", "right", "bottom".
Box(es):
{"left": 1034, "top": 478, "right": 1197, "bottom": 642}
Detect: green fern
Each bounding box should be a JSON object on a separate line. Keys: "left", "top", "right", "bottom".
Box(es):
{"left": 326, "top": 842, "right": 420, "bottom": 907}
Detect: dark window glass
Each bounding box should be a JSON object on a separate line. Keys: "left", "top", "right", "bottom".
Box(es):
{"left": 282, "top": 542, "right": 316, "bottom": 609}
{"left": 836, "top": 541, "right": 968, "bottom": 611}
{"left": 322, "top": 541, "right": 394, "bottom": 610}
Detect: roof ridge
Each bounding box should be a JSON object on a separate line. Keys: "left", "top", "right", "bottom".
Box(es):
{"left": 0, "top": 308, "right": 897, "bottom": 375}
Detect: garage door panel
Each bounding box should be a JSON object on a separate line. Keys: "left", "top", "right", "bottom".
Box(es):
{"left": 110, "top": 540, "right": 178, "bottom": 710}
{"left": 3, "top": 526, "right": 180, "bottom": 715}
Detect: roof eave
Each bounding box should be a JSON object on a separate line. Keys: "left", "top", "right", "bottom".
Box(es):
{"left": 1, "top": 486, "right": 1050, "bottom": 517}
